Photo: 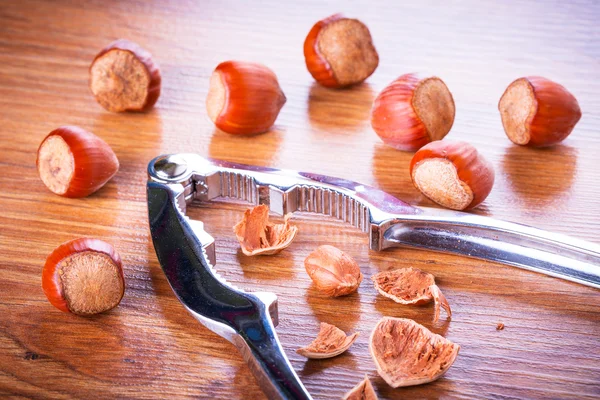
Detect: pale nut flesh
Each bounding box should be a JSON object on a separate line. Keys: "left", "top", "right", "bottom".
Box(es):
{"left": 304, "top": 245, "right": 363, "bottom": 297}
{"left": 371, "top": 267, "right": 451, "bottom": 322}
{"left": 297, "top": 322, "right": 359, "bottom": 359}
{"left": 233, "top": 204, "right": 298, "bottom": 256}
{"left": 498, "top": 78, "right": 536, "bottom": 145}
{"left": 342, "top": 375, "right": 378, "bottom": 400}
{"left": 412, "top": 158, "right": 473, "bottom": 210}
{"left": 369, "top": 317, "right": 460, "bottom": 388}
{"left": 37, "top": 135, "right": 75, "bottom": 195}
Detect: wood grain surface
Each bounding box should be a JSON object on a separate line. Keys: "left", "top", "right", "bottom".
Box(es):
{"left": 1, "top": 0, "right": 600, "bottom": 399}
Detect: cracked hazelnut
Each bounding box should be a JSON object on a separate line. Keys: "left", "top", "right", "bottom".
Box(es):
{"left": 369, "top": 317, "right": 460, "bottom": 388}
{"left": 42, "top": 238, "right": 125, "bottom": 315}
{"left": 304, "top": 245, "right": 363, "bottom": 297}
{"left": 233, "top": 204, "right": 297, "bottom": 256}
{"left": 297, "top": 322, "right": 359, "bottom": 359}
{"left": 372, "top": 267, "right": 451, "bottom": 322}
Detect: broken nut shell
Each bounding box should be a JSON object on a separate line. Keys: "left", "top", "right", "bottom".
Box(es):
{"left": 304, "top": 245, "right": 363, "bottom": 297}
{"left": 233, "top": 204, "right": 297, "bottom": 256}
{"left": 343, "top": 375, "right": 378, "bottom": 400}
{"left": 297, "top": 322, "right": 359, "bottom": 359}
{"left": 369, "top": 317, "right": 460, "bottom": 388}
{"left": 372, "top": 267, "right": 451, "bottom": 323}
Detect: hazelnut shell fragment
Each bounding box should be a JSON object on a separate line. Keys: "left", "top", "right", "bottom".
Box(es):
{"left": 304, "top": 245, "right": 363, "bottom": 297}
{"left": 369, "top": 317, "right": 460, "bottom": 388}
{"left": 90, "top": 39, "right": 161, "bottom": 112}
{"left": 233, "top": 204, "right": 297, "bottom": 256}
{"left": 206, "top": 60, "right": 286, "bottom": 135}
{"left": 498, "top": 76, "right": 581, "bottom": 147}
{"left": 36, "top": 126, "right": 119, "bottom": 198}
{"left": 343, "top": 375, "right": 378, "bottom": 400}
{"left": 371, "top": 73, "right": 455, "bottom": 151}
{"left": 410, "top": 140, "right": 495, "bottom": 210}
{"left": 372, "top": 267, "right": 451, "bottom": 322}
{"left": 304, "top": 14, "right": 379, "bottom": 88}
{"left": 42, "top": 238, "right": 125, "bottom": 315}
{"left": 297, "top": 322, "right": 359, "bottom": 359}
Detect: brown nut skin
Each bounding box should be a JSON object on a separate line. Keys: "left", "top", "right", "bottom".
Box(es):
{"left": 410, "top": 141, "right": 495, "bottom": 210}
{"left": 90, "top": 39, "right": 161, "bottom": 112}
{"left": 498, "top": 76, "right": 581, "bottom": 147}
{"left": 42, "top": 238, "right": 125, "bottom": 315}
{"left": 206, "top": 61, "right": 286, "bottom": 135}
{"left": 304, "top": 14, "right": 379, "bottom": 88}
{"left": 304, "top": 245, "right": 363, "bottom": 297}
{"left": 36, "top": 126, "right": 119, "bottom": 198}
{"left": 371, "top": 73, "right": 455, "bottom": 151}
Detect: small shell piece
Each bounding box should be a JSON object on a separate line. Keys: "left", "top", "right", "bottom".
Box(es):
{"left": 304, "top": 245, "right": 363, "bottom": 297}
{"left": 233, "top": 205, "right": 298, "bottom": 256}
{"left": 343, "top": 375, "right": 378, "bottom": 400}
{"left": 371, "top": 267, "right": 451, "bottom": 322}
{"left": 297, "top": 322, "right": 359, "bottom": 359}
{"left": 369, "top": 317, "right": 460, "bottom": 388}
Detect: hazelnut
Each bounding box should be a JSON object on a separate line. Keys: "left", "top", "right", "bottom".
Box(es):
{"left": 304, "top": 14, "right": 379, "bottom": 88}
{"left": 409, "top": 140, "right": 495, "bottom": 210}
{"left": 371, "top": 73, "right": 455, "bottom": 151}
{"left": 304, "top": 245, "right": 363, "bottom": 297}
{"left": 206, "top": 61, "right": 286, "bottom": 135}
{"left": 498, "top": 76, "right": 581, "bottom": 147}
{"left": 37, "top": 126, "right": 119, "bottom": 198}
{"left": 42, "top": 238, "right": 125, "bottom": 315}
{"left": 89, "top": 39, "right": 161, "bottom": 112}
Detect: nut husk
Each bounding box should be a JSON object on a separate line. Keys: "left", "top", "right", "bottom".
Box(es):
{"left": 304, "top": 245, "right": 363, "bottom": 297}
{"left": 369, "top": 317, "right": 460, "bottom": 388}
{"left": 297, "top": 322, "right": 359, "bottom": 359}
{"left": 371, "top": 267, "right": 451, "bottom": 322}
{"left": 233, "top": 204, "right": 298, "bottom": 256}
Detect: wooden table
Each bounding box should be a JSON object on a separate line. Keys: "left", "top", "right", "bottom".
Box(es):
{"left": 1, "top": 1, "right": 599, "bottom": 398}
